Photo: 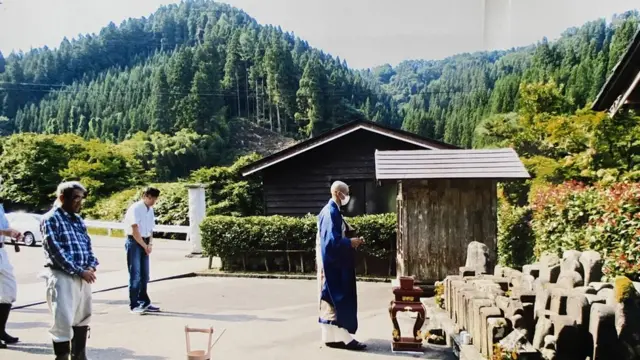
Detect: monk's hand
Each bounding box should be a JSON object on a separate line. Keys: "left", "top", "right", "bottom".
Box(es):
{"left": 350, "top": 237, "right": 364, "bottom": 248}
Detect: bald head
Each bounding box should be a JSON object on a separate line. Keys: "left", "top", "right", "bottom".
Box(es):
{"left": 330, "top": 181, "right": 349, "bottom": 195}
{"left": 330, "top": 180, "right": 351, "bottom": 207}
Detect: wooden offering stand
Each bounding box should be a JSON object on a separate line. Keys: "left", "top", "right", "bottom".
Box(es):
{"left": 389, "top": 276, "right": 427, "bottom": 352}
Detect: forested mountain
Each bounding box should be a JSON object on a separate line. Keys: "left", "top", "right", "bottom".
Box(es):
{"left": 0, "top": 0, "right": 638, "bottom": 151}
{"left": 371, "top": 10, "right": 639, "bottom": 147}
{"left": 0, "top": 0, "right": 397, "bottom": 145}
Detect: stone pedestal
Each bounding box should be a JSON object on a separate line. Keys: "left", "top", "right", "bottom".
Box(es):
{"left": 187, "top": 184, "right": 206, "bottom": 255}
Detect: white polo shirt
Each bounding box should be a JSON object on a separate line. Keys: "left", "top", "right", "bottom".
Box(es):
{"left": 124, "top": 200, "right": 156, "bottom": 237}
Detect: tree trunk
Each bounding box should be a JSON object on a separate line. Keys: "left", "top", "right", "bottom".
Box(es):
{"left": 245, "top": 62, "right": 250, "bottom": 120}
{"left": 268, "top": 93, "right": 273, "bottom": 131}
{"left": 235, "top": 71, "right": 241, "bottom": 118}
{"left": 255, "top": 78, "right": 260, "bottom": 123}
{"left": 261, "top": 78, "right": 266, "bottom": 124}
{"left": 276, "top": 103, "right": 281, "bottom": 133}
{"left": 283, "top": 103, "right": 288, "bottom": 133}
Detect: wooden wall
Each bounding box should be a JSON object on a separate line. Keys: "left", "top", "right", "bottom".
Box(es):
{"left": 261, "top": 130, "right": 427, "bottom": 217}
{"left": 396, "top": 179, "right": 497, "bottom": 283}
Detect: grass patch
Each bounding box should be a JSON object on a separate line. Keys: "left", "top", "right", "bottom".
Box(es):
{"left": 87, "top": 227, "right": 125, "bottom": 238}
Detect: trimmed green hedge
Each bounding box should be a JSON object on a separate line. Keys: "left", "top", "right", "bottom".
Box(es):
{"left": 200, "top": 213, "right": 396, "bottom": 273}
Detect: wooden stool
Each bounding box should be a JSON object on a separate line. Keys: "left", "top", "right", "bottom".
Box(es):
{"left": 185, "top": 326, "right": 215, "bottom": 360}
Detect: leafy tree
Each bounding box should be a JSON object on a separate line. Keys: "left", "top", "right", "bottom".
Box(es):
{"left": 149, "top": 69, "right": 171, "bottom": 134}
{"left": 295, "top": 57, "right": 330, "bottom": 137}
{"left": 0, "top": 134, "right": 70, "bottom": 209}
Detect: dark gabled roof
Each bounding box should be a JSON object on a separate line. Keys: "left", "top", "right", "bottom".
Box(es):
{"left": 375, "top": 148, "right": 530, "bottom": 180}
{"left": 592, "top": 27, "right": 640, "bottom": 113}
{"left": 241, "top": 119, "right": 459, "bottom": 177}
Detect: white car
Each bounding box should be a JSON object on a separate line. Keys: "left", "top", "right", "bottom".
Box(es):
{"left": 5, "top": 212, "right": 44, "bottom": 246}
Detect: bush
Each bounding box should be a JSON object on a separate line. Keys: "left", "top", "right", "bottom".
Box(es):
{"left": 189, "top": 153, "right": 264, "bottom": 217}
{"left": 200, "top": 213, "right": 397, "bottom": 272}
{"left": 586, "top": 183, "right": 640, "bottom": 280}
{"left": 497, "top": 200, "right": 534, "bottom": 269}
{"left": 83, "top": 188, "right": 139, "bottom": 221}
{"left": 84, "top": 154, "right": 264, "bottom": 225}
{"left": 530, "top": 181, "right": 640, "bottom": 280}
{"left": 531, "top": 181, "right": 594, "bottom": 257}
{"left": 84, "top": 182, "right": 189, "bottom": 226}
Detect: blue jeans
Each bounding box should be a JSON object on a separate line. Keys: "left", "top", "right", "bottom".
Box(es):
{"left": 126, "top": 237, "right": 151, "bottom": 309}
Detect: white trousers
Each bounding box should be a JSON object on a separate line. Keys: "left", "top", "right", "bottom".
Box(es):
{"left": 320, "top": 323, "right": 354, "bottom": 343}
{"left": 316, "top": 233, "right": 354, "bottom": 344}
{"left": 44, "top": 269, "right": 92, "bottom": 342}
{"left": 0, "top": 247, "right": 17, "bottom": 304}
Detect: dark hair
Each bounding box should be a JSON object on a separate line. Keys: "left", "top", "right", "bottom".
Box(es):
{"left": 142, "top": 186, "right": 161, "bottom": 198}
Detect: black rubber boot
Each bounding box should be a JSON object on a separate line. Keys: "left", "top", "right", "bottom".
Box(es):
{"left": 53, "top": 341, "right": 71, "bottom": 360}
{"left": 71, "top": 326, "right": 89, "bottom": 360}
{"left": 0, "top": 303, "right": 19, "bottom": 344}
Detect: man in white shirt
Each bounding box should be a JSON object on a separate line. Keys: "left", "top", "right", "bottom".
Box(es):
{"left": 124, "top": 187, "right": 160, "bottom": 314}
{"left": 0, "top": 176, "right": 23, "bottom": 349}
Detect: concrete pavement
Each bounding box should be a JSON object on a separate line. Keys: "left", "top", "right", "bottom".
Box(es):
{"left": 7, "top": 236, "right": 209, "bottom": 308}
{"left": 5, "top": 277, "right": 455, "bottom": 360}
{"left": 4, "top": 236, "right": 455, "bottom": 359}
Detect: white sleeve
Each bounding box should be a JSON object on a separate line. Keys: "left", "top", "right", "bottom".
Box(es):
{"left": 125, "top": 204, "right": 141, "bottom": 228}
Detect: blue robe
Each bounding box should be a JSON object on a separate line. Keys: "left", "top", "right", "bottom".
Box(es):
{"left": 317, "top": 199, "right": 358, "bottom": 334}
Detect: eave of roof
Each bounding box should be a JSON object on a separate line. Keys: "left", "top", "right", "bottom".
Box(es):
{"left": 241, "top": 120, "right": 459, "bottom": 177}
{"left": 592, "top": 27, "right": 640, "bottom": 112}
{"left": 375, "top": 148, "right": 531, "bottom": 180}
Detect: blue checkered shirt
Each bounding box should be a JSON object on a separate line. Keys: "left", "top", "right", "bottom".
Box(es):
{"left": 41, "top": 206, "right": 99, "bottom": 276}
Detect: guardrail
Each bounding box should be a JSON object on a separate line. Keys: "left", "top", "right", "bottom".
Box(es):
{"left": 84, "top": 219, "right": 191, "bottom": 240}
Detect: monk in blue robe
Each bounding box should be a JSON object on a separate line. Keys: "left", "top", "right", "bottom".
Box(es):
{"left": 316, "top": 181, "right": 366, "bottom": 351}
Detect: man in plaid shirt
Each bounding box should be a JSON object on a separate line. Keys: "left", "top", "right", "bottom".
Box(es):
{"left": 41, "top": 181, "right": 98, "bottom": 360}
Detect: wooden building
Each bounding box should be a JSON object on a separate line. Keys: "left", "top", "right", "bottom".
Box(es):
{"left": 241, "top": 120, "right": 458, "bottom": 217}
{"left": 592, "top": 28, "right": 640, "bottom": 117}
{"left": 375, "top": 148, "right": 530, "bottom": 283}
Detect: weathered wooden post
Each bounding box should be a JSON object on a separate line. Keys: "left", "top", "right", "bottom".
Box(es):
{"left": 187, "top": 184, "right": 206, "bottom": 256}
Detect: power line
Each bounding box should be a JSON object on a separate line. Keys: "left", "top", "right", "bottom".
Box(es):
{"left": 0, "top": 81, "right": 485, "bottom": 97}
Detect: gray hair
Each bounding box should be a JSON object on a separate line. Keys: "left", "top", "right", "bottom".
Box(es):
{"left": 330, "top": 181, "right": 349, "bottom": 194}
{"left": 56, "top": 181, "right": 87, "bottom": 199}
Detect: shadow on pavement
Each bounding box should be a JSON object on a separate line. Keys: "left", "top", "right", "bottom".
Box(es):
{"left": 6, "top": 342, "right": 168, "bottom": 360}
{"left": 7, "top": 321, "right": 49, "bottom": 329}
{"left": 88, "top": 347, "right": 168, "bottom": 360}
{"left": 145, "top": 311, "right": 285, "bottom": 323}
{"left": 93, "top": 299, "right": 130, "bottom": 305}
{"left": 360, "top": 339, "right": 456, "bottom": 359}
{"left": 14, "top": 307, "right": 51, "bottom": 314}
{"left": 5, "top": 342, "right": 51, "bottom": 355}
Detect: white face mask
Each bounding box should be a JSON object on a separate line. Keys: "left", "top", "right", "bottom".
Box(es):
{"left": 340, "top": 193, "right": 350, "bottom": 206}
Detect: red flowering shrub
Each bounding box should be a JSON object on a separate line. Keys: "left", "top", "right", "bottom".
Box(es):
{"left": 531, "top": 181, "right": 640, "bottom": 280}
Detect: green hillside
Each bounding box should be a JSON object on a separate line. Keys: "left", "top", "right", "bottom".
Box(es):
{"left": 0, "top": 1, "right": 638, "bottom": 151}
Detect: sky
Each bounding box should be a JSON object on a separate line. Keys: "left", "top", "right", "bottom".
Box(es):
{"left": 0, "top": 0, "right": 638, "bottom": 69}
